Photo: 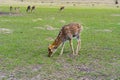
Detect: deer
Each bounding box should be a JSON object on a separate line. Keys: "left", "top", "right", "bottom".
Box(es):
{"left": 14, "top": 7, "right": 20, "bottom": 13}
{"left": 115, "top": 0, "right": 119, "bottom": 8}
{"left": 31, "top": 6, "right": 35, "bottom": 12}
{"left": 10, "top": 6, "right": 13, "bottom": 12}
{"left": 48, "top": 23, "right": 83, "bottom": 57}
{"left": 59, "top": 6, "right": 65, "bottom": 11}
{"left": 26, "top": 5, "right": 31, "bottom": 12}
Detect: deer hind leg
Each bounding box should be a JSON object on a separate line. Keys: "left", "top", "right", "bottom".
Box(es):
{"left": 76, "top": 37, "right": 81, "bottom": 55}
{"left": 69, "top": 39, "right": 75, "bottom": 55}
{"left": 60, "top": 42, "right": 65, "bottom": 56}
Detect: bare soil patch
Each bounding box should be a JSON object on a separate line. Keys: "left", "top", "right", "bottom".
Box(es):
{"left": 0, "top": 12, "right": 22, "bottom": 16}
{"left": 0, "top": 72, "right": 7, "bottom": 80}
{"left": 0, "top": 12, "right": 10, "bottom": 15}
{"left": 1, "top": 57, "right": 119, "bottom": 80}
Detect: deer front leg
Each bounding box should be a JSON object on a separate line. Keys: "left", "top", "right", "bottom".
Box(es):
{"left": 69, "top": 39, "right": 75, "bottom": 55}
{"left": 60, "top": 42, "right": 65, "bottom": 56}
{"left": 76, "top": 38, "right": 81, "bottom": 55}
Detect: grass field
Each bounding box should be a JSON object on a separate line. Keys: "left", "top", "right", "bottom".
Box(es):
{"left": 0, "top": 6, "right": 120, "bottom": 80}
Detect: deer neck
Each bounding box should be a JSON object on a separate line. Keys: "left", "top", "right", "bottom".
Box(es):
{"left": 52, "top": 35, "right": 63, "bottom": 49}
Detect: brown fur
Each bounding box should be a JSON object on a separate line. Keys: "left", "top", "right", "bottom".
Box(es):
{"left": 48, "top": 23, "right": 83, "bottom": 57}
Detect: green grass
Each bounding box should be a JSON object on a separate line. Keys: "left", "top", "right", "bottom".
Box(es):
{"left": 0, "top": 6, "right": 120, "bottom": 80}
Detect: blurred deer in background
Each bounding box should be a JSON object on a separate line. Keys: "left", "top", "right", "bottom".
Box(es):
{"left": 10, "top": 6, "right": 20, "bottom": 13}
{"left": 14, "top": 7, "right": 20, "bottom": 13}
{"left": 31, "top": 6, "right": 35, "bottom": 12}
{"left": 115, "top": 0, "right": 119, "bottom": 8}
{"left": 59, "top": 6, "right": 65, "bottom": 11}
{"left": 26, "top": 5, "right": 31, "bottom": 12}
{"left": 10, "top": 6, "right": 13, "bottom": 12}
{"left": 48, "top": 23, "right": 83, "bottom": 57}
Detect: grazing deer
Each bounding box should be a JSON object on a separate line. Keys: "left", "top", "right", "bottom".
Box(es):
{"left": 115, "top": 0, "right": 118, "bottom": 5}
{"left": 48, "top": 23, "right": 83, "bottom": 57}
{"left": 31, "top": 6, "right": 35, "bottom": 12}
{"left": 14, "top": 7, "right": 20, "bottom": 13}
{"left": 10, "top": 6, "right": 13, "bottom": 12}
{"left": 115, "top": 0, "right": 119, "bottom": 8}
{"left": 59, "top": 6, "right": 65, "bottom": 11}
{"left": 26, "top": 5, "right": 31, "bottom": 12}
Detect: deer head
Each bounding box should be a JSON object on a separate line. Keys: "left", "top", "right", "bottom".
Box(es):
{"left": 48, "top": 44, "right": 57, "bottom": 57}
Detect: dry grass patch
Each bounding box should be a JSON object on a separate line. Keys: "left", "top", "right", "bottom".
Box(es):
{"left": 95, "top": 29, "right": 112, "bottom": 32}
{"left": 34, "top": 25, "right": 59, "bottom": 31}
{"left": 46, "top": 37, "right": 54, "bottom": 41}
{"left": 32, "top": 18, "right": 43, "bottom": 22}
{"left": 46, "top": 25, "right": 58, "bottom": 31}
{"left": 59, "top": 20, "right": 66, "bottom": 23}
{"left": 111, "top": 14, "right": 120, "bottom": 16}
{"left": 0, "top": 28, "right": 12, "bottom": 34}
{"left": 34, "top": 27, "right": 45, "bottom": 30}
{"left": 0, "top": 12, "right": 22, "bottom": 16}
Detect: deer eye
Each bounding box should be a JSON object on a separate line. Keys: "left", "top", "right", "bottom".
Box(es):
{"left": 54, "top": 46, "right": 57, "bottom": 49}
